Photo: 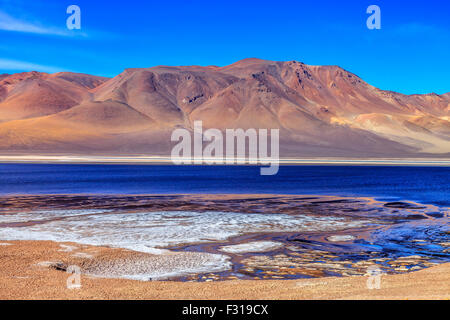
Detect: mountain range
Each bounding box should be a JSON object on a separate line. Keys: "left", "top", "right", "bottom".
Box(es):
{"left": 0, "top": 58, "right": 449, "bottom": 158}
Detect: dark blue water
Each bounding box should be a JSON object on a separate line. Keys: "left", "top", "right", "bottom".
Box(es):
{"left": 0, "top": 164, "right": 449, "bottom": 207}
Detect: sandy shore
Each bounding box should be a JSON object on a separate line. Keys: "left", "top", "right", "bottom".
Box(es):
{"left": 0, "top": 240, "right": 448, "bottom": 300}
{"left": 1, "top": 155, "right": 450, "bottom": 166}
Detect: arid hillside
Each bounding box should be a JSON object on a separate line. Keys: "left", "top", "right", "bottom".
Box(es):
{"left": 0, "top": 58, "right": 449, "bottom": 157}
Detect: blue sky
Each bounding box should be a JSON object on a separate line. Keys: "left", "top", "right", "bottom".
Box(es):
{"left": 0, "top": 0, "right": 448, "bottom": 94}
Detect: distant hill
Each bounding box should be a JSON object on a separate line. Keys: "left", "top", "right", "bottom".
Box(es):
{"left": 0, "top": 58, "right": 449, "bottom": 157}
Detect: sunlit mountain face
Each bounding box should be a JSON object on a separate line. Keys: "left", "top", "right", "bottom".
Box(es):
{"left": 0, "top": 58, "right": 449, "bottom": 157}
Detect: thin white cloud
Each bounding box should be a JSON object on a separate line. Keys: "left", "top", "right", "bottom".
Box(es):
{"left": 394, "top": 23, "right": 449, "bottom": 38}
{"left": 0, "top": 58, "right": 66, "bottom": 73}
{"left": 0, "top": 10, "right": 81, "bottom": 36}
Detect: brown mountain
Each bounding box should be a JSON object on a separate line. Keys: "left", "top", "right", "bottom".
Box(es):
{"left": 0, "top": 71, "right": 108, "bottom": 121}
{"left": 0, "top": 58, "right": 449, "bottom": 157}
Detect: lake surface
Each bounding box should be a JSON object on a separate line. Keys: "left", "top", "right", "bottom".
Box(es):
{"left": 0, "top": 164, "right": 449, "bottom": 207}
{"left": 0, "top": 164, "right": 449, "bottom": 281}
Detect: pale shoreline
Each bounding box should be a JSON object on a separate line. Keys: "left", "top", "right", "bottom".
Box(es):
{"left": 0, "top": 155, "right": 450, "bottom": 166}
{"left": 0, "top": 194, "right": 448, "bottom": 299}
{"left": 0, "top": 240, "right": 448, "bottom": 300}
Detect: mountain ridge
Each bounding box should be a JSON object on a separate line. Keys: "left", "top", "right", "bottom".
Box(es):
{"left": 0, "top": 58, "right": 448, "bottom": 157}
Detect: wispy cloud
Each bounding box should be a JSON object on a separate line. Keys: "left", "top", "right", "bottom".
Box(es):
{"left": 393, "top": 23, "right": 449, "bottom": 38}
{"left": 0, "top": 10, "right": 83, "bottom": 36}
{"left": 0, "top": 58, "right": 67, "bottom": 73}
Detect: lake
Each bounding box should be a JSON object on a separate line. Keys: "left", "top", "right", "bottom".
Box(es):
{"left": 0, "top": 164, "right": 449, "bottom": 207}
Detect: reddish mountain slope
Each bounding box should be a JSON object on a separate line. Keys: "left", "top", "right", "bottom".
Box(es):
{"left": 0, "top": 59, "right": 448, "bottom": 157}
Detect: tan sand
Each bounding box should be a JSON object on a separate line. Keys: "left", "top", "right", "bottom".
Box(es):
{"left": 0, "top": 240, "right": 448, "bottom": 300}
